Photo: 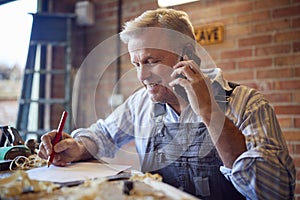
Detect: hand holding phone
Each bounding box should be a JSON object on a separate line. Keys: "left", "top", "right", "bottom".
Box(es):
{"left": 173, "top": 74, "right": 189, "bottom": 101}
{"left": 173, "top": 46, "right": 201, "bottom": 102}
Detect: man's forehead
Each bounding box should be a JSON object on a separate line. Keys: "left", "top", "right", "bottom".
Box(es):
{"left": 126, "top": 27, "right": 190, "bottom": 54}
{"left": 129, "top": 48, "right": 173, "bottom": 57}
{"left": 128, "top": 31, "right": 172, "bottom": 52}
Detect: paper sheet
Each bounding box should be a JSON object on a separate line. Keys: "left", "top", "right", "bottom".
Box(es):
{"left": 27, "top": 162, "right": 131, "bottom": 183}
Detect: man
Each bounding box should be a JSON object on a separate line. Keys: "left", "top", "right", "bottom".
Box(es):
{"left": 38, "top": 8, "right": 295, "bottom": 199}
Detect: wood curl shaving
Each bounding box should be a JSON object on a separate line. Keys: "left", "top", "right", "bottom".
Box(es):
{"left": 0, "top": 170, "right": 59, "bottom": 199}
{"left": 130, "top": 172, "right": 163, "bottom": 182}
{"left": 9, "top": 154, "right": 47, "bottom": 170}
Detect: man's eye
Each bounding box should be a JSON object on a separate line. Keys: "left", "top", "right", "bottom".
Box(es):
{"left": 132, "top": 59, "right": 160, "bottom": 68}
{"left": 148, "top": 60, "right": 160, "bottom": 64}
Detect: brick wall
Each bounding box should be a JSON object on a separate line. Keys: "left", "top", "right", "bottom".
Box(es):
{"left": 55, "top": 0, "right": 300, "bottom": 197}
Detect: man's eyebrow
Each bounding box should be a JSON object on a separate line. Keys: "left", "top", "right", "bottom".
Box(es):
{"left": 131, "top": 55, "right": 160, "bottom": 64}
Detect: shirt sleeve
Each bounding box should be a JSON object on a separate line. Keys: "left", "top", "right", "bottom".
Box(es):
{"left": 71, "top": 97, "right": 135, "bottom": 159}
{"left": 221, "top": 86, "right": 296, "bottom": 199}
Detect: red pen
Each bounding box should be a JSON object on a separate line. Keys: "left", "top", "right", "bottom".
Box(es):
{"left": 47, "top": 111, "right": 68, "bottom": 167}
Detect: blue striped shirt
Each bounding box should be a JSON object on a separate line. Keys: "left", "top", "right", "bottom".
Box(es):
{"left": 72, "top": 68, "right": 295, "bottom": 199}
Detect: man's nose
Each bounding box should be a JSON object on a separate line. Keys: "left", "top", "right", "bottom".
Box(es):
{"left": 138, "top": 64, "right": 151, "bottom": 81}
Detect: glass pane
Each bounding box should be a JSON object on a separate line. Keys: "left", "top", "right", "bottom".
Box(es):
{"left": 0, "top": 0, "right": 37, "bottom": 126}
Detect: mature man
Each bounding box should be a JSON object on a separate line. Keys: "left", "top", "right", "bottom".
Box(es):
{"left": 38, "top": 8, "right": 295, "bottom": 199}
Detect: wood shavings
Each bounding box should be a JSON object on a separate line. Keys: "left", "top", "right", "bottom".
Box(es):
{"left": 9, "top": 154, "right": 47, "bottom": 170}
{"left": 0, "top": 171, "right": 196, "bottom": 200}
{"left": 0, "top": 170, "right": 59, "bottom": 199}
{"left": 130, "top": 172, "right": 163, "bottom": 182}
{"left": 56, "top": 179, "right": 170, "bottom": 200}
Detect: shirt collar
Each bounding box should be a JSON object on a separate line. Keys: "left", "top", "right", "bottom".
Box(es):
{"left": 201, "top": 68, "right": 232, "bottom": 91}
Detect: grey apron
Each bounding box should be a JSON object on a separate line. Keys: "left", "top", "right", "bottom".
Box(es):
{"left": 141, "top": 85, "right": 245, "bottom": 199}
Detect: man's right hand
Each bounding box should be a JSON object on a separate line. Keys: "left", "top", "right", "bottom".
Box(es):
{"left": 38, "top": 131, "right": 87, "bottom": 166}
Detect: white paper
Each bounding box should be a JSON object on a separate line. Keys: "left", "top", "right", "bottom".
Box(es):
{"left": 27, "top": 162, "right": 131, "bottom": 183}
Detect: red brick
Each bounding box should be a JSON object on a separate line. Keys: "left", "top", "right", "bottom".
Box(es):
{"left": 274, "top": 105, "right": 300, "bottom": 115}
{"left": 257, "top": 68, "right": 293, "bottom": 79}
{"left": 283, "top": 130, "right": 300, "bottom": 141}
{"left": 237, "top": 11, "right": 270, "bottom": 24}
{"left": 292, "top": 17, "right": 300, "bottom": 28}
{"left": 239, "top": 35, "right": 272, "bottom": 47}
{"left": 274, "top": 80, "right": 300, "bottom": 90}
{"left": 139, "top": 1, "right": 159, "bottom": 12}
{"left": 293, "top": 42, "right": 300, "bottom": 52}
{"left": 264, "top": 92, "right": 292, "bottom": 103}
{"left": 275, "top": 54, "right": 300, "bottom": 66}
{"left": 273, "top": 5, "right": 300, "bottom": 18}
{"left": 295, "top": 117, "right": 300, "bottom": 128}
{"left": 287, "top": 142, "right": 293, "bottom": 154}
{"left": 296, "top": 67, "right": 300, "bottom": 77}
{"left": 206, "top": 40, "right": 235, "bottom": 50}
{"left": 205, "top": 51, "right": 219, "bottom": 61}
{"left": 295, "top": 184, "right": 300, "bottom": 200}
{"left": 221, "top": 49, "right": 252, "bottom": 59}
{"left": 100, "top": 1, "right": 118, "bottom": 10}
{"left": 242, "top": 82, "right": 257, "bottom": 90}
{"left": 254, "top": 0, "right": 290, "bottom": 10}
{"left": 221, "top": 2, "right": 253, "bottom": 15}
{"left": 294, "top": 91, "right": 300, "bottom": 103}
{"left": 255, "top": 44, "right": 291, "bottom": 56}
{"left": 275, "top": 30, "right": 300, "bottom": 42}
{"left": 205, "top": 0, "right": 236, "bottom": 7}
{"left": 190, "top": 6, "right": 221, "bottom": 19}
{"left": 243, "top": 81, "right": 274, "bottom": 91}
{"left": 217, "top": 61, "right": 236, "bottom": 70}
{"left": 293, "top": 156, "right": 300, "bottom": 173}
{"left": 292, "top": 161, "right": 300, "bottom": 183}
{"left": 239, "top": 58, "right": 272, "bottom": 69}
{"left": 198, "top": 16, "right": 235, "bottom": 26}
{"left": 226, "top": 24, "right": 253, "bottom": 38}
{"left": 286, "top": 142, "right": 294, "bottom": 154}
{"left": 255, "top": 19, "right": 290, "bottom": 33}
{"left": 223, "top": 70, "right": 254, "bottom": 81}
{"left": 297, "top": 168, "right": 300, "bottom": 181}
{"left": 277, "top": 117, "right": 293, "bottom": 128}
{"left": 96, "top": 9, "right": 117, "bottom": 19}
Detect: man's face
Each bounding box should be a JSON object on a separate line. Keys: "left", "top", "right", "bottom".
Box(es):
{"left": 129, "top": 48, "right": 179, "bottom": 104}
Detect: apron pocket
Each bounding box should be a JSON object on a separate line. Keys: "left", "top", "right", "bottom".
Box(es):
{"left": 193, "top": 176, "right": 210, "bottom": 197}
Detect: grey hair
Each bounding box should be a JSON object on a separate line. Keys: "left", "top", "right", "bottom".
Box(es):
{"left": 120, "top": 8, "right": 195, "bottom": 44}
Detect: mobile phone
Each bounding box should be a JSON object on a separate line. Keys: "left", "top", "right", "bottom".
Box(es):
{"left": 173, "top": 73, "right": 189, "bottom": 101}
{"left": 182, "top": 46, "right": 201, "bottom": 66}
{"left": 173, "top": 47, "right": 201, "bottom": 102}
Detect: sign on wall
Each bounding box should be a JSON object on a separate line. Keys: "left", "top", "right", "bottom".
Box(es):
{"left": 194, "top": 23, "right": 224, "bottom": 45}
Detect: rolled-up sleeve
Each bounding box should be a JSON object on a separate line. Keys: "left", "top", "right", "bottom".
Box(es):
{"left": 71, "top": 98, "right": 135, "bottom": 159}
{"left": 222, "top": 86, "right": 295, "bottom": 199}
{"left": 221, "top": 145, "right": 295, "bottom": 199}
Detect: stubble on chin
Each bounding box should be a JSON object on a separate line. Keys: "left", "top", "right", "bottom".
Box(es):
{"left": 148, "top": 87, "right": 177, "bottom": 104}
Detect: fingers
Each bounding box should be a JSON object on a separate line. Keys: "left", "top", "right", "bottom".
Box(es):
{"left": 169, "top": 61, "right": 196, "bottom": 88}
{"left": 51, "top": 154, "right": 68, "bottom": 167}
{"left": 37, "top": 143, "right": 48, "bottom": 159}
{"left": 169, "top": 75, "right": 189, "bottom": 88}
{"left": 53, "top": 137, "right": 74, "bottom": 153}
{"left": 37, "top": 130, "right": 76, "bottom": 167}
{"left": 38, "top": 131, "right": 70, "bottom": 158}
{"left": 38, "top": 130, "right": 56, "bottom": 157}
{"left": 171, "top": 60, "right": 199, "bottom": 80}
